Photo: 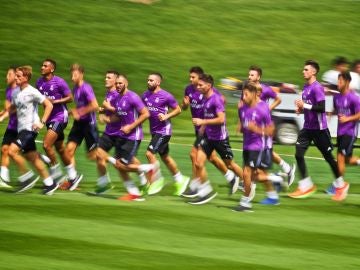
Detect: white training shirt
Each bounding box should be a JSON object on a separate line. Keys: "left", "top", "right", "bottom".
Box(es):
{"left": 11, "top": 85, "right": 45, "bottom": 132}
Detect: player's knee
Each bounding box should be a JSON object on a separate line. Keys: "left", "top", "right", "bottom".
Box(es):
{"left": 1, "top": 145, "right": 9, "bottom": 156}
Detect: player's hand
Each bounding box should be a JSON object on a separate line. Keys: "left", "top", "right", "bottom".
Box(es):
{"left": 103, "top": 99, "right": 112, "bottom": 110}
{"left": 295, "top": 99, "right": 304, "bottom": 109}
{"left": 247, "top": 121, "right": 259, "bottom": 133}
{"left": 158, "top": 113, "right": 168, "bottom": 121}
{"left": 121, "top": 125, "right": 132, "bottom": 134}
{"left": 71, "top": 108, "right": 80, "bottom": 120}
{"left": 98, "top": 114, "right": 109, "bottom": 124}
{"left": 98, "top": 106, "right": 105, "bottom": 114}
{"left": 338, "top": 114, "right": 349, "bottom": 123}
{"left": 183, "top": 96, "right": 190, "bottom": 106}
{"left": 32, "top": 122, "right": 44, "bottom": 132}
{"left": 192, "top": 118, "right": 204, "bottom": 126}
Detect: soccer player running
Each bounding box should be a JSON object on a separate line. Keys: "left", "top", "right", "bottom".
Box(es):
{"left": 36, "top": 59, "right": 73, "bottom": 184}
{"left": 190, "top": 74, "right": 243, "bottom": 205}
{"left": 142, "top": 72, "right": 190, "bottom": 196}
{"left": 181, "top": 66, "right": 239, "bottom": 197}
{"left": 247, "top": 65, "right": 296, "bottom": 186}
{"left": 289, "top": 60, "right": 342, "bottom": 199}
{"left": 103, "top": 75, "right": 154, "bottom": 201}
{"left": 326, "top": 71, "right": 360, "bottom": 201}
{"left": 61, "top": 63, "right": 99, "bottom": 191}
{"left": 7, "top": 65, "right": 59, "bottom": 195}
{"left": 0, "top": 67, "right": 19, "bottom": 188}
{"left": 233, "top": 82, "right": 280, "bottom": 212}
{"left": 93, "top": 70, "right": 121, "bottom": 194}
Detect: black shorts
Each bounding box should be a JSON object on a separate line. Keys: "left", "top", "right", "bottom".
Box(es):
{"left": 260, "top": 148, "right": 273, "bottom": 170}
{"left": 67, "top": 120, "right": 99, "bottom": 152}
{"left": 147, "top": 134, "right": 171, "bottom": 156}
{"left": 243, "top": 150, "right": 262, "bottom": 168}
{"left": 337, "top": 135, "right": 356, "bottom": 157}
{"left": 46, "top": 121, "right": 68, "bottom": 142}
{"left": 114, "top": 138, "right": 141, "bottom": 165}
{"left": 99, "top": 133, "right": 121, "bottom": 152}
{"left": 199, "top": 137, "right": 234, "bottom": 160}
{"left": 296, "top": 128, "right": 333, "bottom": 154}
{"left": 2, "top": 128, "right": 18, "bottom": 146}
{"left": 14, "top": 130, "right": 38, "bottom": 154}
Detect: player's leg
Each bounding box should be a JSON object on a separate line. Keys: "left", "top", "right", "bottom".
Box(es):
{"left": 0, "top": 129, "right": 17, "bottom": 186}
{"left": 326, "top": 135, "right": 351, "bottom": 201}
{"left": 289, "top": 129, "right": 316, "bottom": 198}
{"left": 188, "top": 139, "right": 217, "bottom": 204}
{"left": 213, "top": 138, "right": 242, "bottom": 195}
{"left": 272, "top": 150, "right": 296, "bottom": 186}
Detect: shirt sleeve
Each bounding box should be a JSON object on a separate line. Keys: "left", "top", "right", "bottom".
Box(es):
{"left": 314, "top": 84, "right": 325, "bottom": 103}
{"left": 33, "top": 88, "right": 46, "bottom": 104}
{"left": 59, "top": 78, "right": 72, "bottom": 96}
{"left": 167, "top": 92, "right": 179, "bottom": 109}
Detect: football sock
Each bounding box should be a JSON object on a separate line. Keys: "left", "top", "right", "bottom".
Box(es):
{"left": 266, "top": 191, "right": 279, "bottom": 200}
{"left": 43, "top": 176, "right": 54, "bottom": 186}
{"left": 224, "top": 170, "right": 235, "bottom": 183}
{"left": 267, "top": 173, "right": 283, "bottom": 183}
{"left": 298, "top": 177, "right": 313, "bottom": 191}
{"left": 138, "top": 172, "right": 148, "bottom": 186}
{"left": 173, "top": 172, "right": 183, "bottom": 182}
{"left": 198, "top": 181, "right": 212, "bottom": 197}
{"left": 0, "top": 166, "right": 10, "bottom": 182}
{"left": 333, "top": 176, "right": 345, "bottom": 188}
{"left": 18, "top": 170, "right": 35, "bottom": 182}
{"left": 280, "top": 160, "right": 291, "bottom": 174}
{"left": 189, "top": 178, "right": 201, "bottom": 191}
{"left": 65, "top": 164, "right": 77, "bottom": 180}
{"left": 97, "top": 174, "right": 109, "bottom": 186}
{"left": 138, "top": 164, "right": 154, "bottom": 173}
{"left": 124, "top": 180, "right": 140, "bottom": 196}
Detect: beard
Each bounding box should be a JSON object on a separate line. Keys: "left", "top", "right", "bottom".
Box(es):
{"left": 147, "top": 85, "right": 156, "bottom": 91}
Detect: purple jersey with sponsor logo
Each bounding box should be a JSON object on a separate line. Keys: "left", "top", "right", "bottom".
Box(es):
{"left": 260, "top": 83, "right": 277, "bottom": 103}
{"left": 36, "top": 76, "right": 71, "bottom": 123}
{"left": 203, "top": 92, "right": 228, "bottom": 140}
{"left": 73, "top": 82, "right": 97, "bottom": 124}
{"left": 142, "top": 89, "right": 178, "bottom": 135}
{"left": 334, "top": 90, "right": 360, "bottom": 136}
{"left": 238, "top": 100, "right": 272, "bottom": 151}
{"left": 184, "top": 84, "right": 223, "bottom": 132}
{"left": 5, "top": 86, "right": 18, "bottom": 130}
{"left": 115, "top": 90, "right": 145, "bottom": 140}
{"left": 104, "top": 89, "right": 122, "bottom": 136}
{"left": 302, "top": 81, "right": 327, "bottom": 130}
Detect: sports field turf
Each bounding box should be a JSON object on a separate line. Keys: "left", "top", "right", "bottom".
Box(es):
{"left": 1, "top": 0, "right": 360, "bottom": 269}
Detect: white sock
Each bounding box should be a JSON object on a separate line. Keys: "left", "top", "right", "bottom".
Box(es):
{"left": 107, "top": 156, "right": 117, "bottom": 165}
{"left": 298, "top": 177, "right": 313, "bottom": 191}
{"left": 50, "top": 163, "right": 62, "bottom": 178}
{"left": 356, "top": 160, "right": 360, "bottom": 165}
{"left": 240, "top": 196, "right": 252, "bottom": 208}
{"left": 1, "top": 166, "right": 10, "bottom": 182}
{"left": 18, "top": 170, "right": 35, "bottom": 182}
{"left": 43, "top": 176, "right": 54, "bottom": 186}
{"left": 97, "top": 174, "right": 110, "bottom": 186}
{"left": 189, "top": 178, "right": 201, "bottom": 191}
{"left": 224, "top": 170, "right": 235, "bottom": 183}
{"left": 266, "top": 190, "right": 279, "bottom": 200}
{"left": 333, "top": 176, "right": 345, "bottom": 188}
{"left": 173, "top": 172, "right": 183, "bottom": 182}
{"left": 197, "top": 181, "right": 213, "bottom": 197}
{"left": 138, "top": 164, "right": 154, "bottom": 173}
{"left": 139, "top": 172, "right": 148, "bottom": 186}
{"left": 124, "top": 180, "right": 140, "bottom": 196}
{"left": 65, "top": 164, "right": 77, "bottom": 180}
{"left": 40, "top": 154, "right": 51, "bottom": 165}
{"left": 280, "top": 160, "right": 291, "bottom": 174}
{"left": 267, "top": 173, "right": 283, "bottom": 183}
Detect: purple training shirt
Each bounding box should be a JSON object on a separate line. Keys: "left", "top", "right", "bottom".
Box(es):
{"left": 5, "top": 86, "right": 18, "bottom": 130}
{"left": 73, "top": 82, "right": 97, "bottom": 125}
{"left": 36, "top": 75, "right": 71, "bottom": 123}
{"left": 142, "top": 89, "right": 178, "bottom": 135}
{"left": 104, "top": 89, "right": 122, "bottom": 136}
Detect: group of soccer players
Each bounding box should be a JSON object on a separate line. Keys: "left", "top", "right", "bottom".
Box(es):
{"left": 0, "top": 59, "right": 359, "bottom": 212}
